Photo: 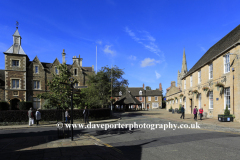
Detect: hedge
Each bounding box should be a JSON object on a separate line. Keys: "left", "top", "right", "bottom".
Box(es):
{"left": 0, "top": 108, "right": 111, "bottom": 122}
{"left": 0, "top": 101, "right": 9, "bottom": 111}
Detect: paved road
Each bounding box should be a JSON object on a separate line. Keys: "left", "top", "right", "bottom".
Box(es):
{"left": 1, "top": 112, "right": 240, "bottom": 160}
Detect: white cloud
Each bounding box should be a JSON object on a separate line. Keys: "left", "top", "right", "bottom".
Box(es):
{"left": 125, "top": 27, "right": 160, "bottom": 56}
{"left": 128, "top": 55, "right": 137, "bottom": 60}
{"left": 155, "top": 71, "right": 161, "bottom": 79}
{"left": 141, "top": 58, "right": 160, "bottom": 67}
{"left": 103, "top": 45, "right": 115, "bottom": 55}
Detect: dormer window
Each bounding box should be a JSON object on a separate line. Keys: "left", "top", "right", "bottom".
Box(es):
{"left": 55, "top": 67, "right": 59, "bottom": 74}
{"left": 119, "top": 91, "right": 122, "bottom": 96}
{"left": 12, "top": 60, "right": 19, "bottom": 66}
{"left": 35, "top": 66, "right": 39, "bottom": 74}
{"left": 139, "top": 90, "right": 142, "bottom": 95}
{"left": 74, "top": 69, "right": 77, "bottom": 76}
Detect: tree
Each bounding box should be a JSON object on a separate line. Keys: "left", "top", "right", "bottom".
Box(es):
{"left": 81, "top": 65, "right": 128, "bottom": 108}
{"left": 146, "top": 86, "right": 151, "bottom": 90}
{"left": 37, "top": 63, "right": 81, "bottom": 109}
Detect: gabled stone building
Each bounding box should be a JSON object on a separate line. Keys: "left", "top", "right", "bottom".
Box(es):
{"left": 114, "top": 83, "right": 163, "bottom": 110}
{"left": 166, "top": 24, "right": 240, "bottom": 122}
{"left": 0, "top": 27, "right": 94, "bottom": 109}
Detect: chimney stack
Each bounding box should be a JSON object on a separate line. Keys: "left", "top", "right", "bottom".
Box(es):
{"left": 159, "top": 83, "right": 162, "bottom": 91}
{"left": 143, "top": 83, "right": 145, "bottom": 89}
{"left": 62, "top": 49, "right": 66, "bottom": 64}
{"left": 171, "top": 81, "right": 176, "bottom": 87}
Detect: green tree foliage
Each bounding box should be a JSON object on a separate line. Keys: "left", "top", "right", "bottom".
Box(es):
{"left": 81, "top": 65, "right": 128, "bottom": 108}
{"left": 146, "top": 86, "right": 151, "bottom": 90}
{"left": 37, "top": 63, "right": 81, "bottom": 109}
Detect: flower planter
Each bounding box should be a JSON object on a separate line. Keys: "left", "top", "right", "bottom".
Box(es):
{"left": 218, "top": 115, "right": 234, "bottom": 122}
{"left": 169, "top": 109, "right": 172, "bottom": 112}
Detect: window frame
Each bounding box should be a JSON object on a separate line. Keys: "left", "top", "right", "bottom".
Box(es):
{"left": 148, "top": 96, "right": 151, "bottom": 101}
{"left": 209, "top": 91, "right": 213, "bottom": 109}
{"left": 139, "top": 97, "right": 142, "bottom": 101}
{"left": 184, "top": 79, "right": 186, "bottom": 89}
{"left": 34, "top": 65, "right": 39, "bottom": 74}
{"left": 74, "top": 68, "right": 77, "bottom": 76}
{"left": 12, "top": 79, "right": 20, "bottom": 89}
{"left": 55, "top": 67, "right": 59, "bottom": 75}
{"left": 209, "top": 63, "right": 213, "bottom": 79}
{"left": 12, "top": 60, "right": 19, "bottom": 67}
{"left": 224, "top": 87, "right": 230, "bottom": 110}
{"left": 33, "top": 80, "right": 40, "bottom": 90}
{"left": 33, "top": 97, "right": 41, "bottom": 109}
{"left": 198, "top": 70, "right": 201, "bottom": 84}
{"left": 198, "top": 93, "right": 202, "bottom": 109}
{"left": 190, "top": 75, "right": 192, "bottom": 87}
{"left": 224, "top": 54, "right": 230, "bottom": 73}
{"left": 155, "top": 96, "right": 158, "bottom": 101}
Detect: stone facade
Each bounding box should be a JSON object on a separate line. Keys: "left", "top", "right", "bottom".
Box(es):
{"left": 0, "top": 27, "right": 94, "bottom": 109}
{"left": 166, "top": 24, "right": 240, "bottom": 122}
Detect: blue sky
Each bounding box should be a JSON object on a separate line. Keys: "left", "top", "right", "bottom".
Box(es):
{"left": 1, "top": 0, "right": 240, "bottom": 95}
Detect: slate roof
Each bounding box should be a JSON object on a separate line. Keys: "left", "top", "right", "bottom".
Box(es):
{"left": 82, "top": 67, "right": 92, "bottom": 72}
{"left": 128, "top": 87, "right": 145, "bottom": 96}
{"left": 182, "top": 24, "right": 240, "bottom": 79}
{"left": 146, "top": 90, "right": 162, "bottom": 96}
{"left": 4, "top": 45, "right": 26, "bottom": 55}
{"left": 114, "top": 91, "right": 142, "bottom": 105}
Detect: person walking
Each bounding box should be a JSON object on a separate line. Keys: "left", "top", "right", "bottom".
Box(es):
{"left": 65, "top": 109, "right": 70, "bottom": 123}
{"left": 199, "top": 107, "right": 203, "bottom": 120}
{"left": 35, "top": 109, "right": 41, "bottom": 125}
{"left": 180, "top": 105, "right": 185, "bottom": 119}
{"left": 83, "top": 106, "right": 89, "bottom": 125}
{"left": 193, "top": 106, "right": 198, "bottom": 120}
{"left": 28, "top": 108, "right": 34, "bottom": 126}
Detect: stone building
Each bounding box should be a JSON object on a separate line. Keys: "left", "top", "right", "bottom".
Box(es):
{"left": 0, "top": 27, "right": 94, "bottom": 109}
{"left": 166, "top": 24, "right": 240, "bottom": 122}
{"left": 114, "top": 83, "right": 163, "bottom": 110}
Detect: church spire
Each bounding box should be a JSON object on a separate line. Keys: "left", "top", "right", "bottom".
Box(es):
{"left": 181, "top": 48, "right": 187, "bottom": 74}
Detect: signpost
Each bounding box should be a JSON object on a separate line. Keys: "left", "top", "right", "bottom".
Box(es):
{"left": 60, "top": 79, "right": 87, "bottom": 141}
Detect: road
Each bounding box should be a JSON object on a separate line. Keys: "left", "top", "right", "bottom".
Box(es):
{"left": 1, "top": 112, "right": 240, "bottom": 160}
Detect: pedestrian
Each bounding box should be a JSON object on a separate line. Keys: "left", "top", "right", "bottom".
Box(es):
{"left": 28, "top": 108, "right": 34, "bottom": 126}
{"left": 193, "top": 106, "right": 198, "bottom": 120}
{"left": 83, "top": 106, "right": 89, "bottom": 125}
{"left": 65, "top": 109, "right": 70, "bottom": 123}
{"left": 199, "top": 107, "right": 203, "bottom": 120}
{"left": 35, "top": 109, "right": 41, "bottom": 125}
{"left": 180, "top": 105, "right": 185, "bottom": 119}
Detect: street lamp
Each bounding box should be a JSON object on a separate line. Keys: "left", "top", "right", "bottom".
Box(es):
{"left": 60, "top": 77, "right": 74, "bottom": 141}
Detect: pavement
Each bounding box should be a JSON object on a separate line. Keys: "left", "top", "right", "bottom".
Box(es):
{"left": 1, "top": 110, "right": 240, "bottom": 160}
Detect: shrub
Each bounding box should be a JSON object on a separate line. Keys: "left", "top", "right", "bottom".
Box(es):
{"left": 224, "top": 105, "right": 230, "bottom": 116}
{"left": 0, "top": 101, "right": 9, "bottom": 111}
{"left": 19, "top": 102, "right": 33, "bottom": 110}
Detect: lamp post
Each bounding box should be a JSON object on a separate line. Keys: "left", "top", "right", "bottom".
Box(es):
{"left": 60, "top": 77, "right": 74, "bottom": 141}
{"left": 69, "top": 77, "right": 74, "bottom": 141}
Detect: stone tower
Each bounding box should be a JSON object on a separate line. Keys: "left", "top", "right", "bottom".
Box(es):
{"left": 177, "top": 48, "right": 188, "bottom": 89}
{"left": 4, "top": 26, "right": 29, "bottom": 104}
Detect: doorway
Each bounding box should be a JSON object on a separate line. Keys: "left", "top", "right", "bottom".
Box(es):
{"left": 190, "top": 99, "right": 192, "bottom": 114}
{"left": 10, "top": 98, "right": 20, "bottom": 110}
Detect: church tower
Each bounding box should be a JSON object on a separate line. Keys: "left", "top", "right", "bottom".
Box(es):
{"left": 177, "top": 48, "right": 188, "bottom": 89}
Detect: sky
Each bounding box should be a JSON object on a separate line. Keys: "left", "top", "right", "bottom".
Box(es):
{"left": 1, "top": 0, "right": 240, "bottom": 95}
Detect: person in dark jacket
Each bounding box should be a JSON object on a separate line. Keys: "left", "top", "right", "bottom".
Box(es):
{"left": 193, "top": 106, "right": 198, "bottom": 120}
{"left": 83, "top": 106, "right": 89, "bottom": 125}
{"left": 35, "top": 109, "right": 41, "bottom": 125}
{"left": 180, "top": 105, "right": 185, "bottom": 119}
